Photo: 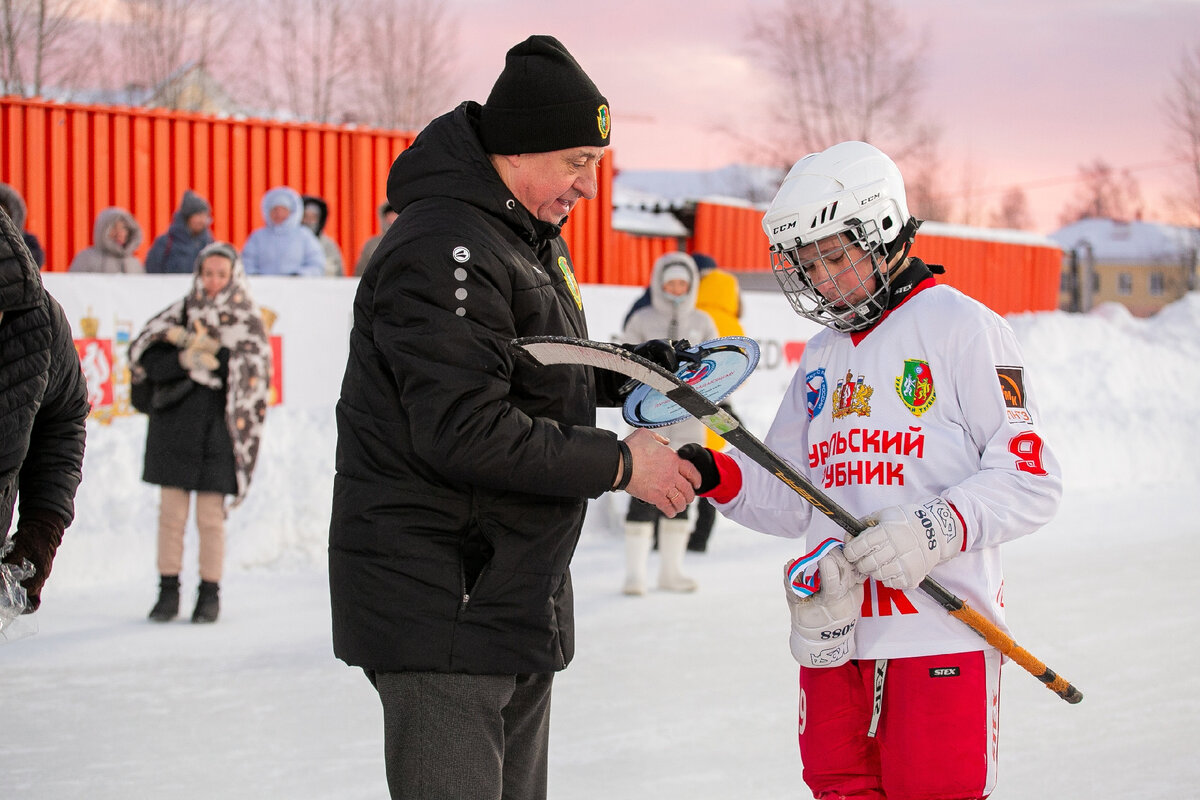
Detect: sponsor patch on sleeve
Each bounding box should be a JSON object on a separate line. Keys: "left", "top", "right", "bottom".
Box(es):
{"left": 996, "top": 366, "right": 1032, "bottom": 424}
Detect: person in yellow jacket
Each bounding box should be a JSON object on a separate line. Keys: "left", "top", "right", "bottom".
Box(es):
{"left": 689, "top": 253, "right": 743, "bottom": 552}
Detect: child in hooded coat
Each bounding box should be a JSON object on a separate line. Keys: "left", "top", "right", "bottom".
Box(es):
{"left": 68, "top": 207, "right": 144, "bottom": 273}
{"left": 619, "top": 251, "right": 718, "bottom": 594}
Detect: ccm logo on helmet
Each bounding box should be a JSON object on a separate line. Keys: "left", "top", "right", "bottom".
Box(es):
{"left": 859, "top": 192, "right": 880, "bottom": 206}
{"left": 772, "top": 220, "right": 798, "bottom": 235}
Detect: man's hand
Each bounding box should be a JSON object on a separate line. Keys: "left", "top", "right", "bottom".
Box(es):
{"left": 785, "top": 548, "right": 865, "bottom": 668}
{"left": 843, "top": 497, "right": 965, "bottom": 590}
{"left": 622, "top": 428, "right": 700, "bottom": 517}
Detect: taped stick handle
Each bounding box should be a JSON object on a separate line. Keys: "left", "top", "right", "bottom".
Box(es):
{"left": 947, "top": 604, "right": 1083, "bottom": 703}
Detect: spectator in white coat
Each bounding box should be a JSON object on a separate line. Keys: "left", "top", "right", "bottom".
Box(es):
{"left": 240, "top": 186, "right": 324, "bottom": 277}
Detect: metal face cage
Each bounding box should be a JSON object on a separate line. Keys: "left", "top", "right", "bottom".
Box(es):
{"left": 769, "top": 219, "right": 891, "bottom": 333}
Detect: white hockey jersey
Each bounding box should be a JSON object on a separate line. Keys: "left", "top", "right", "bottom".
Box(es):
{"left": 716, "top": 277, "right": 1063, "bottom": 659}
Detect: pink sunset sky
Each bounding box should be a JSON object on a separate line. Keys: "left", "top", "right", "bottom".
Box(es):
{"left": 451, "top": 0, "right": 1200, "bottom": 233}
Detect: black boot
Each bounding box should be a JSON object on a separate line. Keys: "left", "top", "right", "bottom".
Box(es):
{"left": 192, "top": 580, "right": 220, "bottom": 624}
{"left": 148, "top": 575, "right": 180, "bottom": 622}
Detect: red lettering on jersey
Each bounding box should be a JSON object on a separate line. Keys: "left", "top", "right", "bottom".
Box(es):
{"left": 860, "top": 579, "right": 920, "bottom": 617}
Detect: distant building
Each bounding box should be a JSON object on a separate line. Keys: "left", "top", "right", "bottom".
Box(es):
{"left": 1050, "top": 218, "right": 1200, "bottom": 316}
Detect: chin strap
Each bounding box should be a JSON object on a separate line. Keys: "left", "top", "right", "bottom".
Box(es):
{"left": 876, "top": 217, "right": 933, "bottom": 312}
{"left": 883, "top": 217, "right": 922, "bottom": 267}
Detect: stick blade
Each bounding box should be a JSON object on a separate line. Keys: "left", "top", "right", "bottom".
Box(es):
{"left": 512, "top": 336, "right": 680, "bottom": 393}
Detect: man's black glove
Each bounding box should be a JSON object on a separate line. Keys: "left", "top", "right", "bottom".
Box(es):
{"left": 623, "top": 339, "right": 680, "bottom": 373}
{"left": 677, "top": 443, "right": 720, "bottom": 494}
{"left": 622, "top": 338, "right": 708, "bottom": 375}
{"left": 595, "top": 339, "right": 705, "bottom": 406}
{"left": 1, "top": 508, "right": 66, "bottom": 613}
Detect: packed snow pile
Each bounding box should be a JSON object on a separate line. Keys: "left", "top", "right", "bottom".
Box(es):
{"left": 1007, "top": 293, "right": 1200, "bottom": 492}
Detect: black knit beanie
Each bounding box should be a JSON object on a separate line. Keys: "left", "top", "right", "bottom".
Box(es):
{"left": 479, "top": 35, "right": 611, "bottom": 155}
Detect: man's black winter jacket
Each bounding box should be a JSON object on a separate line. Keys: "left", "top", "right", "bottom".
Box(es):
{"left": 329, "top": 103, "right": 621, "bottom": 675}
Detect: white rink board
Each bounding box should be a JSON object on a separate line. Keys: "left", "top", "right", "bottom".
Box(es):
{"left": 43, "top": 273, "right": 818, "bottom": 412}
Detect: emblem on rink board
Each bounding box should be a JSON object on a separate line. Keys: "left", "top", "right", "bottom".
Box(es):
{"left": 895, "top": 358, "right": 936, "bottom": 417}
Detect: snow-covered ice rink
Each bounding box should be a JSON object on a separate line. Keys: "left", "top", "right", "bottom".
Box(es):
{"left": 4, "top": 295, "right": 1199, "bottom": 799}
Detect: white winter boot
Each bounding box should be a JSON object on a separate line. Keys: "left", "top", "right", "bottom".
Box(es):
{"left": 657, "top": 517, "right": 698, "bottom": 592}
{"left": 623, "top": 521, "right": 655, "bottom": 595}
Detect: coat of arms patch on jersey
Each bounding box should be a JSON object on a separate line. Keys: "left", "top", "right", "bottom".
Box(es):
{"left": 895, "top": 359, "right": 936, "bottom": 417}
{"left": 831, "top": 370, "right": 873, "bottom": 419}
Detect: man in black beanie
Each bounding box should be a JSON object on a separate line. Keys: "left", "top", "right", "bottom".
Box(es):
{"left": 329, "top": 35, "right": 700, "bottom": 800}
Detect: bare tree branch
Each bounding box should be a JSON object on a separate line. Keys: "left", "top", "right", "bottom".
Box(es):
{"left": 748, "top": 0, "right": 937, "bottom": 163}
{"left": 348, "top": 0, "right": 459, "bottom": 130}
{"left": 1058, "top": 159, "right": 1145, "bottom": 225}
{"left": 1163, "top": 44, "right": 1200, "bottom": 225}
{"left": 0, "top": 0, "right": 28, "bottom": 93}
{"left": 990, "top": 186, "right": 1032, "bottom": 230}
{"left": 106, "top": 0, "right": 240, "bottom": 109}
{"left": 250, "top": 0, "right": 357, "bottom": 122}
{"left": 746, "top": 0, "right": 942, "bottom": 217}
{"left": 0, "top": 0, "right": 93, "bottom": 95}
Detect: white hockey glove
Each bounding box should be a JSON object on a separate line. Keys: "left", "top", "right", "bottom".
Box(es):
{"left": 785, "top": 548, "right": 865, "bottom": 669}
{"left": 843, "top": 497, "right": 965, "bottom": 590}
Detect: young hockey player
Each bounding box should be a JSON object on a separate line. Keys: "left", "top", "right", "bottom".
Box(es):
{"left": 679, "top": 141, "right": 1062, "bottom": 799}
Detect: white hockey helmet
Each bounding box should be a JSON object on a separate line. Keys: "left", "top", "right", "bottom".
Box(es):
{"left": 762, "top": 141, "right": 918, "bottom": 332}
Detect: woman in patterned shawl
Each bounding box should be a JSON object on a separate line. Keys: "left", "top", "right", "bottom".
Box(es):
{"left": 129, "top": 242, "right": 270, "bottom": 624}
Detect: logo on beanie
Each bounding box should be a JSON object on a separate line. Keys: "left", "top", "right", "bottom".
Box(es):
{"left": 596, "top": 104, "right": 610, "bottom": 139}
